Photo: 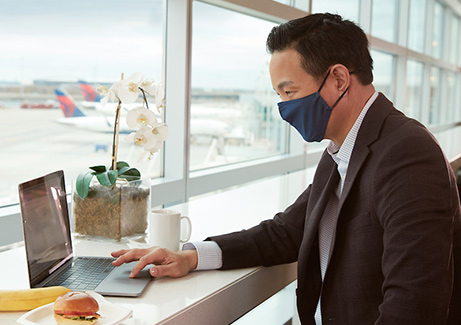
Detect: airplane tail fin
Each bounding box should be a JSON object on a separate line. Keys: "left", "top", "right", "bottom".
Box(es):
{"left": 54, "top": 89, "right": 86, "bottom": 117}
{"left": 78, "top": 80, "right": 102, "bottom": 102}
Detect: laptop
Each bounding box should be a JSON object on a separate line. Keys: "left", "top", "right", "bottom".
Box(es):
{"left": 18, "top": 170, "right": 152, "bottom": 297}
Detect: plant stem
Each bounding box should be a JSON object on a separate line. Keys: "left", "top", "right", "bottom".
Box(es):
{"left": 111, "top": 99, "right": 122, "bottom": 170}
{"left": 111, "top": 73, "right": 124, "bottom": 171}
{"left": 140, "top": 88, "right": 149, "bottom": 109}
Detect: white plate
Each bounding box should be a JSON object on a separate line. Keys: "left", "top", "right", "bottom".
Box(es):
{"left": 17, "top": 293, "right": 132, "bottom": 325}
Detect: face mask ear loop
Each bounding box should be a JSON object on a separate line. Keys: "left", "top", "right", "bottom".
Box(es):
{"left": 317, "top": 69, "right": 331, "bottom": 92}
{"left": 331, "top": 86, "right": 349, "bottom": 108}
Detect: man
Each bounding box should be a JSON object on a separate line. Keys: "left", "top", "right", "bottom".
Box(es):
{"left": 112, "top": 13, "right": 461, "bottom": 324}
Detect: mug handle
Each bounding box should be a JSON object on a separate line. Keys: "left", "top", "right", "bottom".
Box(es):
{"left": 180, "top": 216, "right": 192, "bottom": 243}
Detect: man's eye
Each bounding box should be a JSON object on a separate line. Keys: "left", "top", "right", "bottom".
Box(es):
{"left": 285, "top": 91, "right": 292, "bottom": 95}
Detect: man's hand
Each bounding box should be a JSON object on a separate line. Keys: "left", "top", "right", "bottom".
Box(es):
{"left": 111, "top": 247, "right": 198, "bottom": 278}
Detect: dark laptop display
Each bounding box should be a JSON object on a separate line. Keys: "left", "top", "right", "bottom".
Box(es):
{"left": 18, "top": 170, "right": 151, "bottom": 297}
{"left": 19, "top": 170, "right": 72, "bottom": 287}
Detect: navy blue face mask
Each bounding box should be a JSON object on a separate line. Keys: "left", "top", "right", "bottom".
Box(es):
{"left": 277, "top": 70, "right": 349, "bottom": 142}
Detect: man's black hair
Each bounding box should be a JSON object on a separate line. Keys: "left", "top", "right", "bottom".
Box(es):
{"left": 266, "top": 13, "right": 373, "bottom": 85}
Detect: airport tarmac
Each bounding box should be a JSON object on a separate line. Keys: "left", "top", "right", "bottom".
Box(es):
{"left": 0, "top": 106, "right": 161, "bottom": 205}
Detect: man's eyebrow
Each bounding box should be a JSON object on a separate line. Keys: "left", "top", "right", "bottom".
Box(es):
{"left": 276, "top": 80, "right": 293, "bottom": 90}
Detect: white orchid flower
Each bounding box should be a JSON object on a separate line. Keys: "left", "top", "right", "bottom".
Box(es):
{"left": 150, "top": 123, "right": 168, "bottom": 142}
{"left": 140, "top": 79, "right": 156, "bottom": 95}
{"left": 153, "top": 82, "right": 165, "bottom": 111}
{"left": 117, "top": 72, "right": 145, "bottom": 104}
{"left": 98, "top": 82, "right": 119, "bottom": 106}
{"left": 126, "top": 106, "right": 157, "bottom": 129}
{"left": 126, "top": 126, "right": 158, "bottom": 149}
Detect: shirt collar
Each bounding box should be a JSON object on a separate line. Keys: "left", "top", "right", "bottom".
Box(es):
{"left": 327, "top": 91, "right": 379, "bottom": 166}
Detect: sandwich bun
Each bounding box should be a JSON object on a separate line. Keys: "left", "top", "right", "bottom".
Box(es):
{"left": 53, "top": 292, "right": 100, "bottom": 324}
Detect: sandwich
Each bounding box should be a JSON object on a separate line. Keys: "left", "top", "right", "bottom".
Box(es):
{"left": 53, "top": 292, "right": 101, "bottom": 324}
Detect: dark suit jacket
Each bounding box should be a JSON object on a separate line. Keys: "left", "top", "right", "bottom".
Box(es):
{"left": 209, "top": 93, "right": 461, "bottom": 324}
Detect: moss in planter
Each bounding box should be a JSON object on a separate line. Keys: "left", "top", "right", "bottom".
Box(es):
{"left": 73, "top": 183, "right": 150, "bottom": 240}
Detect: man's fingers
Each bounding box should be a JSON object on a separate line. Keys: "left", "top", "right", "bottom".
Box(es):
{"left": 129, "top": 255, "right": 157, "bottom": 278}
{"left": 150, "top": 263, "right": 185, "bottom": 278}
{"left": 111, "top": 249, "right": 130, "bottom": 259}
{"left": 111, "top": 248, "right": 154, "bottom": 266}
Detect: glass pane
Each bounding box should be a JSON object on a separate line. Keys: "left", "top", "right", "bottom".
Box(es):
{"left": 405, "top": 60, "right": 424, "bottom": 120}
{"left": 371, "top": 0, "right": 398, "bottom": 42}
{"left": 408, "top": 0, "right": 427, "bottom": 53}
{"left": 431, "top": 1, "right": 444, "bottom": 59}
{"left": 446, "top": 72, "right": 456, "bottom": 123}
{"left": 371, "top": 50, "right": 395, "bottom": 101}
{"left": 450, "top": 16, "right": 460, "bottom": 64}
{"left": 311, "top": 0, "right": 360, "bottom": 23}
{"left": 429, "top": 67, "right": 441, "bottom": 125}
{"left": 0, "top": 0, "right": 164, "bottom": 206}
{"left": 457, "top": 73, "right": 461, "bottom": 121}
{"left": 190, "top": 2, "right": 284, "bottom": 171}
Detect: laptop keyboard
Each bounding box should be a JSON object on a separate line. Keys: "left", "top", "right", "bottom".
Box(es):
{"left": 48, "top": 257, "right": 115, "bottom": 290}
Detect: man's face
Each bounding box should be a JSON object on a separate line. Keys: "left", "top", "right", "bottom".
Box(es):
{"left": 269, "top": 48, "right": 321, "bottom": 102}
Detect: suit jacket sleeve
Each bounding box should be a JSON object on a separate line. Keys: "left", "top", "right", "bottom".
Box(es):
{"left": 207, "top": 184, "right": 311, "bottom": 269}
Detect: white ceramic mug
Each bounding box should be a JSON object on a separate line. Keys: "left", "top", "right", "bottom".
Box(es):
{"left": 150, "top": 209, "right": 192, "bottom": 250}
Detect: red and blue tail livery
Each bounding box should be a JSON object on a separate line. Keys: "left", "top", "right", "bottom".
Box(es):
{"left": 78, "top": 80, "right": 102, "bottom": 102}
{"left": 54, "top": 89, "right": 85, "bottom": 118}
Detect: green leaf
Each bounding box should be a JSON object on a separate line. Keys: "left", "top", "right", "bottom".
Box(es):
{"left": 76, "top": 172, "right": 95, "bottom": 200}
{"left": 89, "top": 165, "right": 107, "bottom": 173}
{"left": 95, "top": 170, "right": 118, "bottom": 187}
{"left": 118, "top": 167, "right": 141, "bottom": 181}
{"left": 115, "top": 161, "right": 130, "bottom": 170}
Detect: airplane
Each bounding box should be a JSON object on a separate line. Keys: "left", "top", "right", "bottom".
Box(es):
{"left": 77, "top": 80, "right": 138, "bottom": 115}
{"left": 79, "top": 80, "right": 102, "bottom": 102}
{"left": 54, "top": 89, "right": 133, "bottom": 134}
{"left": 55, "top": 87, "right": 252, "bottom": 148}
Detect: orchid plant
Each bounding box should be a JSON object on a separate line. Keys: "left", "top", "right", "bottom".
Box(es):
{"left": 75, "top": 72, "right": 168, "bottom": 200}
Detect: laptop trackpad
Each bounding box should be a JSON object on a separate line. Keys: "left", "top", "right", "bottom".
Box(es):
{"left": 95, "top": 262, "right": 152, "bottom": 297}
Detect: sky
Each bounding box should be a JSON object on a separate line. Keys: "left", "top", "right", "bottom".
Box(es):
{"left": 0, "top": 0, "right": 276, "bottom": 90}
{"left": 1, "top": 0, "right": 164, "bottom": 84}
{"left": 0, "top": 0, "right": 400, "bottom": 90}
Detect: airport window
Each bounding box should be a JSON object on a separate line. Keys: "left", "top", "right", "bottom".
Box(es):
{"left": 0, "top": 0, "right": 164, "bottom": 205}
{"left": 429, "top": 66, "right": 442, "bottom": 125}
{"left": 450, "top": 15, "right": 460, "bottom": 65}
{"left": 430, "top": 1, "right": 444, "bottom": 59}
{"left": 408, "top": 0, "right": 427, "bottom": 53}
{"left": 311, "top": 0, "right": 359, "bottom": 23}
{"left": 445, "top": 71, "right": 457, "bottom": 123}
{"left": 370, "top": 50, "right": 395, "bottom": 101}
{"left": 405, "top": 59, "right": 424, "bottom": 120}
{"left": 190, "top": 2, "right": 284, "bottom": 171}
{"left": 371, "top": 0, "right": 398, "bottom": 43}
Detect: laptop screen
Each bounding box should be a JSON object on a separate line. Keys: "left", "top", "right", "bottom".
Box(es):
{"left": 18, "top": 170, "right": 73, "bottom": 287}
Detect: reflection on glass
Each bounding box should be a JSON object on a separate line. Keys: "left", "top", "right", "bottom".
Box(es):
{"left": 408, "top": 0, "right": 427, "bottom": 53}
{"left": 429, "top": 67, "right": 441, "bottom": 125}
{"left": 431, "top": 1, "right": 444, "bottom": 59}
{"left": 0, "top": 0, "right": 163, "bottom": 205}
{"left": 450, "top": 16, "right": 460, "bottom": 64}
{"left": 371, "top": 50, "right": 395, "bottom": 101}
{"left": 371, "top": 0, "right": 398, "bottom": 42}
{"left": 312, "top": 0, "right": 359, "bottom": 22}
{"left": 190, "top": 2, "right": 284, "bottom": 171}
{"left": 405, "top": 60, "right": 424, "bottom": 120}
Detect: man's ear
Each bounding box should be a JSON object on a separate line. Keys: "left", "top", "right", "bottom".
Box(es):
{"left": 330, "top": 64, "right": 350, "bottom": 93}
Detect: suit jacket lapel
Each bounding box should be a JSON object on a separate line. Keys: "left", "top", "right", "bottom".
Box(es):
{"left": 338, "top": 93, "right": 394, "bottom": 210}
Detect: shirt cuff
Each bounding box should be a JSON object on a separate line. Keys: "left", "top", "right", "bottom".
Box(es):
{"left": 182, "top": 241, "right": 223, "bottom": 270}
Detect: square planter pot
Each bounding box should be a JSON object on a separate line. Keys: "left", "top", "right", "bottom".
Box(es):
{"left": 72, "top": 178, "right": 150, "bottom": 241}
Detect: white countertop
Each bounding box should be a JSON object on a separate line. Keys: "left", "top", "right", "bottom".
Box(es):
{"left": 0, "top": 169, "right": 313, "bottom": 324}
